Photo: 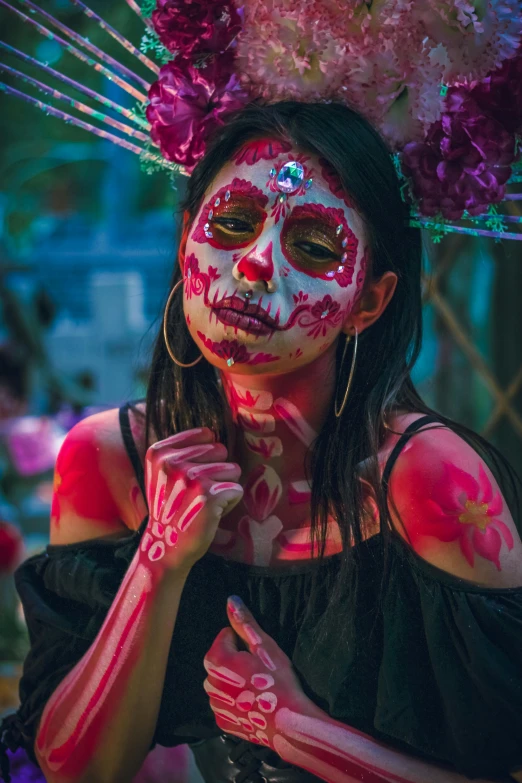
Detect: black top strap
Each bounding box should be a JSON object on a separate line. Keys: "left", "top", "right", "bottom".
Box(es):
{"left": 381, "top": 414, "right": 444, "bottom": 496}
{"left": 118, "top": 401, "right": 146, "bottom": 499}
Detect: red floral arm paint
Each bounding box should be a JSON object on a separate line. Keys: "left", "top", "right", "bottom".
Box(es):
{"left": 205, "top": 597, "right": 497, "bottom": 783}
{"left": 36, "top": 427, "right": 243, "bottom": 782}
{"left": 386, "top": 425, "right": 522, "bottom": 586}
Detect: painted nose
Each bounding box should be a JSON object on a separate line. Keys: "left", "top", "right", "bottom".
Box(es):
{"left": 236, "top": 242, "right": 274, "bottom": 282}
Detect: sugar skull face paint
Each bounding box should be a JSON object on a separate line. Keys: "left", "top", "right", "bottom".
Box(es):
{"left": 182, "top": 139, "right": 369, "bottom": 373}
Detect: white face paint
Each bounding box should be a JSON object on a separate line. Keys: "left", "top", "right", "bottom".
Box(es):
{"left": 182, "top": 138, "right": 369, "bottom": 376}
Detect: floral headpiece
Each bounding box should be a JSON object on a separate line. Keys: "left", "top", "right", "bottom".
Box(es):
{"left": 1, "top": 0, "right": 522, "bottom": 241}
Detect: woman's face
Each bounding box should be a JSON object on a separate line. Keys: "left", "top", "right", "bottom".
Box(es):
{"left": 182, "top": 138, "right": 369, "bottom": 374}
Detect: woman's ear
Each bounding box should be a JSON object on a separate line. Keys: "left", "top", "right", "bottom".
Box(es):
{"left": 343, "top": 271, "right": 398, "bottom": 335}
{"left": 178, "top": 210, "right": 193, "bottom": 274}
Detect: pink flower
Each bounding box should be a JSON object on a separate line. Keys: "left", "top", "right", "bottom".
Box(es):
{"left": 297, "top": 295, "right": 342, "bottom": 339}
{"left": 401, "top": 87, "right": 517, "bottom": 218}
{"left": 197, "top": 334, "right": 249, "bottom": 364}
{"left": 152, "top": 0, "right": 242, "bottom": 57}
{"left": 146, "top": 53, "right": 249, "bottom": 168}
{"left": 423, "top": 461, "right": 514, "bottom": 571}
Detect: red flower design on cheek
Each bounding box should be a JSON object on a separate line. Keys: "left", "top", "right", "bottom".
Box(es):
{"left": 422, "top": 462, "right": 514, "bottom": 571}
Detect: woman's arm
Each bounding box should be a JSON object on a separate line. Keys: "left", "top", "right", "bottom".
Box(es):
{"left": 35, "top": 548, "right": 189, "bottom": 783}
{"left": 36, "top": 419, "right": 243, "bottom": 783}
{"left": 205, "top": 597, "right": 511, "bottom": 783}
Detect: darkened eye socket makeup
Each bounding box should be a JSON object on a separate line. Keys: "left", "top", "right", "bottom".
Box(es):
{"left": 192, "top": 178, "right": 269, "bottom": 250}
{"left": 210, "top": 195, "right": 267, "bottom": 250}
{"left": 281, "top": 204, "right": 345, "bottom": 277}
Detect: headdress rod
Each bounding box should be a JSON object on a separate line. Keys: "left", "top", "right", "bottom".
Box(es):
{"left": 0, "top": 63, "right": 151, "bottom": 143}
{"left": 0, "top": 41, "right": 150, "bottom": 130}
{"left": 0, "top": 0, "right": 148, "bottom": 103}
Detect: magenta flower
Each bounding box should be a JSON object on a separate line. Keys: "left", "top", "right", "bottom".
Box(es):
{"left": 423, "top": 461, "right": 514, "bottom": 571}
{"left": 401, "top": 87, "right": 517, "bottom": 219}
{"left": 471, "top": 49, "right": 522, "bottom": 134}
{"left": 146, "top": 53, "right": 249, "bottom": 168}
{"left": 152, "top": 0, "right": 242, "bottom": 57}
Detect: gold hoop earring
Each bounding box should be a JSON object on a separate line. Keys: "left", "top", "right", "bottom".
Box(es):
{"left": 334, "top": 328, "right": 358, "bottom": 418}
{"left": 163, "top": 278, "right": 203, "bottom": 368}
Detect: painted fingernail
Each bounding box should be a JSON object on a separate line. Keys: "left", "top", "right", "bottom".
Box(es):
{"left": 228, "top": 595, "right": 246, "bottom": 622}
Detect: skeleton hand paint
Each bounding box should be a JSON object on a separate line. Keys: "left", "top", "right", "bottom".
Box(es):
{"left": 205, "top": 598, "right": 496, "bottom": 783}
{"left": 204, "top": 595, "right": 313, "bottom": 748}
{"left": 141, "top": 427, "right": 243, "bottom": 571}
{"left": 182, "top": 140, "right": 369, "bottom": 375}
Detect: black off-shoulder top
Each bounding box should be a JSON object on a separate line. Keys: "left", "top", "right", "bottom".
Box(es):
{"left": 1, "top": 404, "right": 522, "bottom": 783}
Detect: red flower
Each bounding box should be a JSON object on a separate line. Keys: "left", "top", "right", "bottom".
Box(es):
{"left": 423, "top": 462, "right": 513, "bottom": 571}
{"left": 146, "top": 53, "right": 249, "bottom": 168}
{"left": 152, "top": 0, "right": 242, "bottom": 57}
{"left": 0, "top": 521, "right": 24, "bottom": 575}
{"left": 402, "top": 87, "right": 517, "bottom": 219}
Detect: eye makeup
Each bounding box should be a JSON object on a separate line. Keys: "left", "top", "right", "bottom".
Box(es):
{"left": 280, "top": 203, "right": 358, "bottom": 280}
{"left": 192, "top": 178, "right": 269, "bottom": 250}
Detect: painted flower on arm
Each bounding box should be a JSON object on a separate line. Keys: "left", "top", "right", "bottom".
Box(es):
{"left": 424, "top": 461, "right": 514, "bottom": 570}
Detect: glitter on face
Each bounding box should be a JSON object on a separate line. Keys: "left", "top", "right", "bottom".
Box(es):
{"left": 269, "top": 168, "right": 277, "bottom": 178}
{"left": 305, "top": 178, "right": 313, "bottom": 189}
{"left": 227, "top": 358, "right": 235, "bottom": 367}
{"left": 276, "top": 161, "right": 305, "bottom": 193}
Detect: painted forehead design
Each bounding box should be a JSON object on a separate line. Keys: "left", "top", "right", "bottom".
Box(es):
{"left": 227, "top": 139, "right": 355, "bottom": 210}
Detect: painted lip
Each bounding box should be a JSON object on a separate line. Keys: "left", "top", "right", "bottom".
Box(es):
{"left": 211, "top": 294, "right": 281, "bottom": 334}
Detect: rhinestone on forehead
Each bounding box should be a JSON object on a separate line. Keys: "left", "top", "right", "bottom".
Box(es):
{"left": 276, "top": 161, "right": 305, "bottom": 194}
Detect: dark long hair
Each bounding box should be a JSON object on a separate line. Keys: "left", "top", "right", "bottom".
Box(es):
{"left": 140, "top": 101, "right": 521, "bottom": 638}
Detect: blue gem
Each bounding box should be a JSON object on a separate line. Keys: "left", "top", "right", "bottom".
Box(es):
{"left": 276, "top": 161, "right": 304, "bottom": 193}
{"left": 225, "top": 190, "right": 231, "bottom": 201}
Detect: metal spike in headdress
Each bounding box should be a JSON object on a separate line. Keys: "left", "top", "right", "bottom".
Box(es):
{"left": 1, "top": 0, "right": 522, "bottom": 241}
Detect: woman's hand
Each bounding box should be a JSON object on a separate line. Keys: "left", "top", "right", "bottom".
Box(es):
{"left": 203, "top": 595, "right": 311, "bottom": 748}
{"left": 141, "top": 427, "right": 243, "bottom": 572}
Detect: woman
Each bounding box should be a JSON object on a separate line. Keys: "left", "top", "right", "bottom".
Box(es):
{"left": 1, "top": 101, "right": 522, "bottom": 783}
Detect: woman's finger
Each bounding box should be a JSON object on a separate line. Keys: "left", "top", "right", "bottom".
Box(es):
{"left": 226, "top": 596, "right": 279, "bottom": 674}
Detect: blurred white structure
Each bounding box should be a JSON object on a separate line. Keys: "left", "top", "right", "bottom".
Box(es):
{"left": 45, "top": 271, "right": 155, "bottom": 406}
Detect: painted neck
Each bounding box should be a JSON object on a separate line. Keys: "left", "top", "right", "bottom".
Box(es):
{"left": 220, "top": 342, "right": 338, "bottom": 471}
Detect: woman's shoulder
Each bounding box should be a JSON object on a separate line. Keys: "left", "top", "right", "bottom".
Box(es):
{"left": 384, "top": 413, "right": 522, "bottom": 588}
{"left": 49, "top": 403, "right": 148, "bottom": 546}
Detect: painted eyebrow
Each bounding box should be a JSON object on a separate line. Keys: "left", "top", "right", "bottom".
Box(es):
{"left": 207, "top": 178, "right": 269, "bottom": 210}
{"left": 285, "top": 202, "right": 344, "bottom": 230}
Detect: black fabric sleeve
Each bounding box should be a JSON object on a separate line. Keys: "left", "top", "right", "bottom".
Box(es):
{"left": 375, "top": 535, "right": 522, "bottom": 780}
{"left": 0, "top": 530, "right": 139, "bottom": 781}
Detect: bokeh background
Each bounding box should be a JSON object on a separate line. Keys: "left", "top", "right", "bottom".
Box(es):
{"left": 0, "top": 1, "right": 521, "bottom": 780}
